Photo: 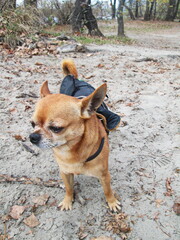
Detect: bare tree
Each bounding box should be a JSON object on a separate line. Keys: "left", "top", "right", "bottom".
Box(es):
{"left": 110, "top": 0, "right": 117, "bottom": 19}
{"left": 135, "top": 0, "right": 139, "bottom": 18}
{"left": 117, "top": 0, "right": 125, "bottom": 36}
{"left": 124, "top": 3, "right": 135, "bottom": 20}
{"left": 53, "top": 0, "right": 73, "bottom": 24}
{"left": 71, "top": 0, "right": 104, "bottom": 36}
{"left": 165, "top": 0, "right": 180, "bottom": 21}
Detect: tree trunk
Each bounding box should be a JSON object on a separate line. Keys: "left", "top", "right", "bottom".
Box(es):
{"left": 144, "top": 0, "right": 150, "bottom": 21}
{"left": 117, "top": 0, "right": 125, "bottom": 37}
{"left": 135, "top": 0, "right": 139, "bottom": 18}
{"left": 0, "top": 0, "right": 16, "bottom": 11}
{"left": 149, "top": 0, "right": 155, "bottom": 20}
{"left": 71, "top": 0, "right": 104, "bottom": 37}
{"left": 71, "top": 0, "right": 83, "bottom": 33}
{"left": 165, "top": 0, "right": 176, "bottom": 21}
{"left": 24, "top": 0, "right": 37, "bottom": 8}
{"left": 153, "top": 0, "right": 157, "bottom": 20}
{"left": 173, "top": 0, "right": 180, "bottom": 19}
{"left": 110, "top": 0, "right": 116, "bottom": 19}
{"left": 124, "top": 4, "right": 136, "bottom": 20}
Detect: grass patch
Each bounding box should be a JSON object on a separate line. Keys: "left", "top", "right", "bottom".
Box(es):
{"left": 41, "top": 28, "right": 134, "bottom": 45}
{"left": 73, "top": 35, "right": 133, "bottom": 45}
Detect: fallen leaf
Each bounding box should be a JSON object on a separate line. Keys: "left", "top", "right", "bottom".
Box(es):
{"left": 126, "top": 102, "right": 134, "bottom": 107}
{"left": 97, "top": 63, "right": 105, "bottom": 68}
{"left": 32, "top": 194, "right": 50, "bottom": 206}
{"left": 164, "top": 177, "right": 174, "bottom": 196}
{"left": 1, "top": 214, "right": 11, "bottom": 222}
{"left": 155, "top": 199, "right": 164, "bottom": 207}
{"left": 13, "top": 135, "right": 26, "bottom": 141}
{"left": 25, "top": 105, "right": 31, "bottom": 111}
{"left": 23, "top": 214, "right": 40, "bottom": 228}
{"left": 35, "top": 62, "right": 43, "bottom": 66}
{"left": 84, "top": 75, "right": 95, "bottom": 79}
{"left": 91, "top": 237, "right": 114, "bottom": 240}
{"left": 9, "top": 205, "right": 25, "bottom": 220}
{"left": 173, "top": 197, "right": 180, "bottom": 215}
{"left": 9, "top": 108, "right": 16, "bottom": 113}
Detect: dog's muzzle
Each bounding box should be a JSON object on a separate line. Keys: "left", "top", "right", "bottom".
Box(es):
{"left": 29, "top": 133, "right": 41, "bottom": 145}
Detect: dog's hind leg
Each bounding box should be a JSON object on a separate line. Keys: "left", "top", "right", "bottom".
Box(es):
{"left": 100, "top": 172, "right": 121, "bottom": 212}
{"left": 58, "top": 172, "right": 74, "bottom": 210}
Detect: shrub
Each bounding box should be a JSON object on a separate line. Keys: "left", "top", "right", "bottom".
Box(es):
{"left": 0, "top": 7, "right": 43, "bottom": 48}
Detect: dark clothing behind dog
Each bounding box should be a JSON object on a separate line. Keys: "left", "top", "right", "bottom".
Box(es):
{"left": 60, "top": 75, "right": 120, "bottom": 131}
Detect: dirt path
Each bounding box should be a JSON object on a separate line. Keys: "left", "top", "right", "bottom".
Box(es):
{"left": 0, "top": 25, "right": 180, "bottom": 240}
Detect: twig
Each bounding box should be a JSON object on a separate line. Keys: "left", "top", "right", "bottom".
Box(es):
{"left": 16, "top": 92, "right": 38, "bottom": 98}
{"left": 154, "top": 219, "right": 171, "bottom": 238}
{"left": 22, "top": 143, "right": 38, "bottom": 156}
{"left": 0, "top": 174, "right": 64, "bottom": 189}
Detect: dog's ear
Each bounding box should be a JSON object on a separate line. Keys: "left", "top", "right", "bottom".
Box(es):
{"left": 40, "top": 81, "right": 51, "bottom": 98}
{"left": 80, "top": 83, "right": 107, "bottom": 119}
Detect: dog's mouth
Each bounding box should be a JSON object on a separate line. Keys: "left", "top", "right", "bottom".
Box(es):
{"left": 29, "top": 133, "right": 66, "bottom": 149}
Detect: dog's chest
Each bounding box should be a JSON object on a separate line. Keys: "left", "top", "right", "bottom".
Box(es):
{"left": 59, "top": 162, "right": 86, "bottom": 175}
{"left": 53, "top": 147, "right": 90, "bottom": 175}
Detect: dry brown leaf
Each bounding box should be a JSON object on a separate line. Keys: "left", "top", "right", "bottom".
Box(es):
{"left": 32, "top": 194, "right": 50, "bottom": 206}
{"left": 9, "top": 108, "right": 16, "bottom": 113}
{"left": 35, "top": 62, "right": 43, "bottom": 66}
{"left": 105, "top": 212, "right": 131, "bottom": 235}
{"left": 24, "top": 105, "right": 31, "bottom": 111}
{"left": 13, "top": 135, "right": 26, "bottom": 141}
{"left": 9, "top": 205, "right": 25, "bottom": 220}
{"left": 97, "top": 64, "right": 105, "bottom": 68}
{"left": 164, "top": 177, "right": 174, "bottom": 196}
{"left": 91, "top": 237, "right": 114, "bottom": 240}
{"left": 23, "top": 214, "right": 40, "bottom": 228}
{"left": 31, "top": 49, "right": 39, "bottom": 55}
{"left": 155, "top": 199, "right": 164, "bottom": 207}
{"left": 126, "top": 102, "right": 134, "bottom": 107}
{"left": 173, "top": 197, "right": 180, "bottom": 215}
{"left": 84, "top": 75, "right": 95, "bottom": 79}
{"left": 1, "top": 214, "right": 11, "bottom": 222}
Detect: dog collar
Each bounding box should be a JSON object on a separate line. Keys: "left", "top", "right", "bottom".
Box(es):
{"left": 85, "top": 137, "right": 105, "bottom": 162}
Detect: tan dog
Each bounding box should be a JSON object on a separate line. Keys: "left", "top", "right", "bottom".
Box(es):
{"left": 29, "top": 60, "right": 120, "bottom": 212}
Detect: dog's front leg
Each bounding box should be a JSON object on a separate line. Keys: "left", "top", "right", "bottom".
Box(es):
{"left": 58, "top": 172, "right": 74, "bottom": 210}
{"left": 100, "top": 172, "right": 121, "bottom": 212}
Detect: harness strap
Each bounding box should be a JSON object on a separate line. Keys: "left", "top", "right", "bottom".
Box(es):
{"left": 85, "top": 137, "right": 105, "bottom": 162}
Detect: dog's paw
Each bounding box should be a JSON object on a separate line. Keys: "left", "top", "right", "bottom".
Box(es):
{"left": 108, "top": 199, "right": 121, "bottom": 212}
{"left": 58, "top": 198, "right": 73, "bottom": 211}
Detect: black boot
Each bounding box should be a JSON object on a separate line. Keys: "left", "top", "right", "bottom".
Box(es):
{"left": 97, "top": 105, "right": 121, "bottom": 131}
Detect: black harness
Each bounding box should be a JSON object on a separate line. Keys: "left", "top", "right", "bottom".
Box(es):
{"left": 85, "top": 137, "right": 105, "bottom": 162}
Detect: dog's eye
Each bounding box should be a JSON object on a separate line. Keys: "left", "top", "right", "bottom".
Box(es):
{"left": 49, "top": 126, "right": 64, "bottom": 133}
{"left": 31, "top": 121, "right": 35, "bottom": 128}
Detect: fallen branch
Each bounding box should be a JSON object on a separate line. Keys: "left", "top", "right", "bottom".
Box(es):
{"left": 0, "top": 174, "right": 64, "bottom": 188}
{"left": 16, "top": 92, "right": 38, "bottom": 98}
{"left": 154, "top": 219, "right": 171, "bottom": 238}
{"left": 22, "top": 143, "right": 38, "bottom": 156}
{"left": 134, "top": 57, "right": 158, "bottom": 62}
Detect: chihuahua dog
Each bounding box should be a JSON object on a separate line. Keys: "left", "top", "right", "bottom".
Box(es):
{"left": 29, "top": 60, "right": 120, "bottom": 212}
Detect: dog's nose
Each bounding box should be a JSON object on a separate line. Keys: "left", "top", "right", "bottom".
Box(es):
{"left": 29, "top": 133, "right": 41, "bottom": 144}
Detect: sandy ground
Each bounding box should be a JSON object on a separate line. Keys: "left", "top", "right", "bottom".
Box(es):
{"left": 0, "top": 24, "right": 180, "bottom": 240}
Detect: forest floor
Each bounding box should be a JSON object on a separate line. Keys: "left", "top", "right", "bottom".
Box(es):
{"left": 0, "top": 21, "right": 180, "bottom": 240}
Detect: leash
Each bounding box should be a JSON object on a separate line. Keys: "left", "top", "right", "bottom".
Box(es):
{"left": 85, "top": 137, "right": 105, "bottom": 162}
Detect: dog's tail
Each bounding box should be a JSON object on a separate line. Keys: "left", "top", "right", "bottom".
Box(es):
{"left": 61, "top": 59, "right": 78, "bottom": 79}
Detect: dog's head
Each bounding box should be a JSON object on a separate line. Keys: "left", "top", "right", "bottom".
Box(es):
{"left": 29, "top": 81, "right": 107, "bottom": 149}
